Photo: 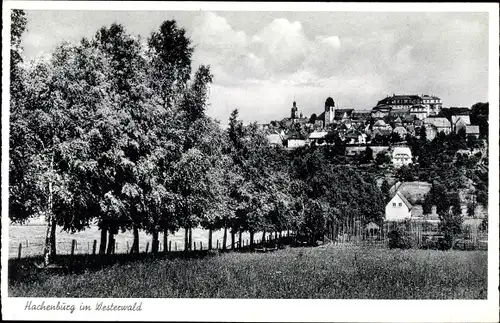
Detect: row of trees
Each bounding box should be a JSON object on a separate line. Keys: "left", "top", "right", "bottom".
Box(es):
{"left": 10, "top": 11, "right": 387, "bottom": 265}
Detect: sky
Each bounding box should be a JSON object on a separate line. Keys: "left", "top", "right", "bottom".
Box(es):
{"left": 20, "top": 10, "right": 489, "bottom": 124}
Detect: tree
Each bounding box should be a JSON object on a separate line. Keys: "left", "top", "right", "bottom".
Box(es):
{"left": 309, "top": 113, "right": 318, "bottom": 124}
{"left": 470, "top": 102, "right": 488, "bottom": 139}
{"left": 375, "top": 151, "right": 390, "bottom": 166}
{"left": 419, "top": 125, "right": 427, "bottom": 142}
{"left": 362, "top": 146, "right": 373, "bottom": 163}
{"left": 381, "top": 179, "right": 391, "bottom": 202}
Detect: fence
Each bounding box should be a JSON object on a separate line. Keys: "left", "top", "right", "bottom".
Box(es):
{"left": 325, "top": 220, "right": 488, "bottom": 250}
{"left": 9, "top": 230, "right": 290, "bottom": 259}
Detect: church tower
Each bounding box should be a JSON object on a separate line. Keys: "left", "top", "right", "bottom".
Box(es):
{"left": 291, "top": 101, "right": 298, "bottom": 119}
{"left": 324, "top": 97, "right": 335, "bottom": 126}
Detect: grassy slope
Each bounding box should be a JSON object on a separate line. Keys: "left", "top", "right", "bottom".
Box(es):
{"left": 9, "top": 247, "right": 487, "bottom": 299}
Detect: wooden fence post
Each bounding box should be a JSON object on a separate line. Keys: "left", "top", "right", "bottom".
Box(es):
{"left": 169, "top": 241, "right": 172, "bottom": 252}
{"left": 146, "top": 242, "right": 150, "bottom": 253}
{"left": 92, "top": 240, "right": 97, "bottom": 255}
{"left": 200, "top": 241, "right": 203, "bottom": 250}
{"left": 18, "top": 243, "right": 22, "bottom": 259}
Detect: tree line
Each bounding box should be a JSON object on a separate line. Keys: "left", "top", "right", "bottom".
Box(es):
{"left": 10, "top": 11, "right": 386, "bottom": 266}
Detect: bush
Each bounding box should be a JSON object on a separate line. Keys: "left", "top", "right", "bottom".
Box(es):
{"left": 388, "top": 228, "right": 413, "bottom": 249}
{"left": 420, "top": 234, "right": 449, "bottom": 250}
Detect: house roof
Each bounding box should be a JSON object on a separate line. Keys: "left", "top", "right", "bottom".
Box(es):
{"left": 374, "top": 119, "right": 387, "bottom": 126}
{"left": 451, "top": 115, "right": 471, "bottom": 125}
{"left": 393, "top": 126, "right": 408, "bottom": 134}
{"left": 389, "top": 181, "right": 432, "bottom": 205}
{"left": 466, "top": 125, "right": 480, "bottom": 134}
{"left": 267, "top": 134, "right": 283, "bottom": 145}
{"left": 390, "top": 191, "right": 413, "bottom": 211}
{"left": 308, "top": 131, "right": 328, "bottom": 139}
{"left": 345, "top": 130, "right": 361, "bottom": 138}
{"left": 424, "top": 117, "right": 451, "bottom": 128}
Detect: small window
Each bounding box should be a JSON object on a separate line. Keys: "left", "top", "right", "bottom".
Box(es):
{"left": 399, "top": 203, "right": 402, "bottom": 207}
{"left": 393, "top": 203, "right": 396, "bottom": 207}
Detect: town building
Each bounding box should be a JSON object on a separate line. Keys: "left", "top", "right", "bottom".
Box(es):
{"left": 451, "top": 115, "right": 471, "bottom": 134}
{"left": 410, "top": 105, "right": 428, "bottom": 120}
{"left": 392, "top": 146, "right": 413, "bottom": 167}
{"left": 385, "top": 191, "right": 412, "bottom": 221}
{"left": 466, "top": 125, "right": 480, "bottom": 139}
{"left": 423, "top": 117, "right": 452, "bottom": 140}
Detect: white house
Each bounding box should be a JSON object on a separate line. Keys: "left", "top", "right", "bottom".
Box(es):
{"left": 385, "top": 191, "right": 412, "bottom": 221}
{"left": 308, "top": 131, "right": 328, "bottom": 146}
{"left": 391, "top": 146, "right": 412, "bottom": 168}
{"left": 287, "top": 139, "right": 307, "bottom": 148}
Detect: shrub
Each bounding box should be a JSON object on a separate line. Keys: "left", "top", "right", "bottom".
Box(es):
{"left": 388, "top": 228, "right": 413, "bottom": 249}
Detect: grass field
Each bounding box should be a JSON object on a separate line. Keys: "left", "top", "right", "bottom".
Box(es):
{"left": 8, "top": 246, "right": 487, "bottom": 299}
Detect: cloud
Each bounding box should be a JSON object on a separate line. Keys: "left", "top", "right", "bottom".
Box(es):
{"left": 21, "top": 11, "right": 489, "bottom": 124}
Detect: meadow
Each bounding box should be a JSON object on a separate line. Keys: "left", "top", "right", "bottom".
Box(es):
{"left": 9, "top": 246, "right": 487, "bottom": 299}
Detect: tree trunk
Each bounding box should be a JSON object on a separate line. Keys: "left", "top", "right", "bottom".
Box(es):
{"left": 163, "top": 228, "right": 168, "bottom": 253}
{"left": 99, "top": 226, "right": 107, "bottom": 255}
{"left": 231, "top": 231, "right": 236, "bottom": 250}
{"left": 262, "top": 231, "right": 266, "bottom": 243}
{"left": 152, "top": 230, "right": 159, "bottom": 254}
{"left": 238, "top": 231, "right": 243, "bottom": 249}
{"left": 131, "top": 226, "right": 139, "bottom": 254}
{"left": 106, "top": 230, "right": 115, "bottom": 255}
{"left": 184, "top": 228, "right": 189, "bottom": 252}
{"left": 43, "top": 156, "right": 56, "bottom": 267}
{"left": 222, "top": 225, "right": 228, "bottom": 250}
{"left": 43, "top": 212, "right": 56, "bottom": 267}
{"left": 250, "top": 231, "right": 255, "bottom": 247}
{"left": 189, "top": 228, "right": 193, "bottom": 251}
{"left": 208, "top": 228, "right": 213, "bottom": 250}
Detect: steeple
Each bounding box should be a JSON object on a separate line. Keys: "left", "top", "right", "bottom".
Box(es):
{"left": 291, "top": 101, "right": 298, "bottom": 119}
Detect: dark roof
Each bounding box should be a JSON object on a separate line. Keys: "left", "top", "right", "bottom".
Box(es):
{"left": 325, "top": 97, "right": 335, "bottom": 107}
{"left": 377, "top": 95, "right": 422, "bottom": 106}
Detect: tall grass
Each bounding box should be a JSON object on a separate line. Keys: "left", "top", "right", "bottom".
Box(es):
{"left": 9, "top": 247, "right": 487, "bottom": 299}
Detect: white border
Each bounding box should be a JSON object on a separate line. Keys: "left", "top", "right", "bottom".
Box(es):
{"left": 2, "top": 2, "right": 499, "bottom": 322}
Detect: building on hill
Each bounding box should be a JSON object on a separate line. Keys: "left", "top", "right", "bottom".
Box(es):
{"left": 410, "top": 105, "right": 428, "bottom": 120}
{"left": 389, "top": 181, "right": 432, "bottom": 205}
{"left": 373, "top": 119, "right": 391, "bottom": 131}
{"left": 451, "top": 115, "right": 471, "bottom": 134}
{"left": 371, "top": 105, "right": 392, "bottom": 118}
{"left": 281, "top": 101, "right": 309, "bottom": 127}
{"left": 385, "top": 181, "right": 439, "bottom": 222}
{"left": 423, "top": 117, "right": 451, "bottom": 140}
{"left": 352, "top": 109, "right": 372, "bottom": 120}
{"left": 335, "top": 109, "right": 354, "bottom": 120}
{"left": 317, "top": 97, "right": 336, "bottom": 127}
{"left": 389, "top": 108, "right": 411, "bottom": 119}
{"left": 373, "top": 94, "right": 442, "bottom": 119}
{"left": 420, "top": 95, "right": 443, "bottom": 115}
{"left": 393, "top": 126, "right": 408, "bottom": 138}
{"left": 308, "top": 131, "right": 328, "bottom": 146}
{"left": 466, "top": 125, "right": 480, "bottom": 139}
{"left": 267, "top": 133, "right": 284, "bottom": 146}
{"left": 391, "top": 146, "right": 412, "bottom": 167}
{"left": 385, "top": 191, "right": 412, "bottom": 221}
{"left": 376, "top": 94, "right": 423, "bottom": 110}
